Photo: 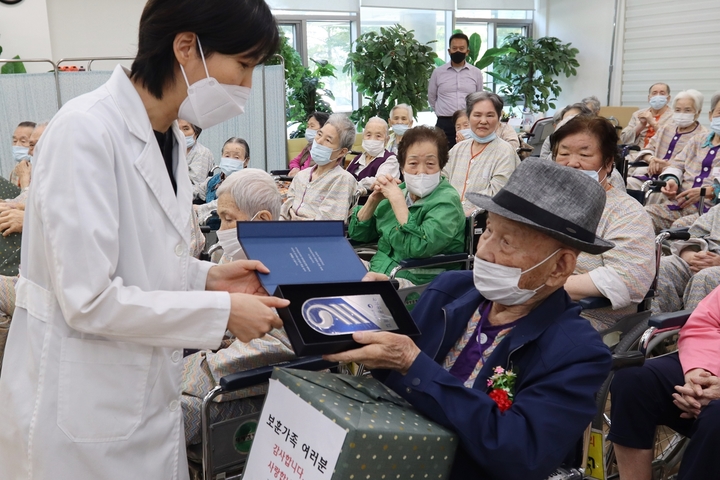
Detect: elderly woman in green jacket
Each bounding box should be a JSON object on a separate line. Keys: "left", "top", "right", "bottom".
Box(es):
{"left": 348, "top": 126, "right": 466, "bottom": 285}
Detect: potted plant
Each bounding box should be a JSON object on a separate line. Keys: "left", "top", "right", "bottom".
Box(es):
{"left": 344, "top": 24, "right": 437, "bottom": 127}
{"left": 268, "top": 33, "right": 335, "bottom": 136}
{"left": 0, "top": 45, "right": 26, "bottom": 74}
{"left": 493, "top": 34, "right": 579, "bottom": 114}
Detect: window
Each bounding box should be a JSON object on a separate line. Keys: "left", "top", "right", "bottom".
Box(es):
{"left": 360, "top": 7, "right": 452, "bottom": 62}
{"left": 455, "top": 11, "right": 532, "bottom": 93}
{"left": 275, "top": 12, "right": 355, "bottom": 113}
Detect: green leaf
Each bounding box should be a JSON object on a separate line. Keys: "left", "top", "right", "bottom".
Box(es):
{"left": 468, "top": 33, "right": 481, "bottom": 64}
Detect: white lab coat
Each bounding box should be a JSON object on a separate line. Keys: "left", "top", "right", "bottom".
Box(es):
{"left": 0, "top": 66, "right": 231, "bottom": 479}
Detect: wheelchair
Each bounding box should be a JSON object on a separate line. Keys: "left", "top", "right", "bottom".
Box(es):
{"left": 188, "top": 356, "right": 339, "bottom": 480}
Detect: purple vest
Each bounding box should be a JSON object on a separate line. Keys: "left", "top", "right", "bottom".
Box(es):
{"left": 347, "top": 150, "right": 394, "bottom": 182}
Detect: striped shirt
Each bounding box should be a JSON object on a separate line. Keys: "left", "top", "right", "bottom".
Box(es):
{"left": 443, "top": 137, "right": 520, "bottom": 214}
{"left": 620, "top": 107, "right": 674, "bottom": 147}
{"left": 639, "top": 122, "right": 708, "bottom": 163}
{"left": 280, "top": 164, "right": 358, "bottom": 221}
{"left": 575, "top": 185, "right": 656, "bottom": 330}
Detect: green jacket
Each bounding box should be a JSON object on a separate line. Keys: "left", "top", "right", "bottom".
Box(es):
{"left": 348, "top": 178, "right": 466, "bottom": 285}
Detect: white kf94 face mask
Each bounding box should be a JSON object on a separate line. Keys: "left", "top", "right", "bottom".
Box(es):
{"left": 178, "top": 38, "right": 251, "bottom": 129}
{"left": 473, "top": 248, "right": 561, "bottom": 306}
{"left": 403, "top": 171, "right": 440, "bottom": 198}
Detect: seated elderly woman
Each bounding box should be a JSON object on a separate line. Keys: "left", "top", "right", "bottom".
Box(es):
{"left": 327, "top": 159, "right": 612, "bottom": 480}
{"left": 281, "top": 114, "right": 358, "bottom": 221}
{"left": 288, "top": 111, "right": 330, "bottom": 177}
{"left": 627, "top": 89, "right": 708, "bottom": 192}
{"left": 452, "top": 108, "right": 519, "bottom": 150}
{"left": 609, "top": 285, "right": 720, "bottom": 480}
{"left": 386, "top": 103, "right": 414, "bottom": 154}
{"left": 346, "top": 117, "right": 400, "bottom": 193}
{"left": 194, "top": 137, "right": 249, "bottom": 223}
{"left": 539, "top": 103, "right": 593, "bottom": 162}
{"left": 348, "top": 126, "right": 465, "bottom": 286}
{"left": 652, "top": 204, "right": 720, "bottom": 314}
{"left": 182, "top": 168, "right": 295, "bottom": 446}
{"left": 444, "top": 92, "right": 520, "bottom": 215}
{"left": 645, "top": 91, "right": 720, "bottom": 233}
{"left": 178, "top": 119, "right": 214, "bottom": 186}
{"left": 552, "top": 116, "right": 655, "bottom": 330}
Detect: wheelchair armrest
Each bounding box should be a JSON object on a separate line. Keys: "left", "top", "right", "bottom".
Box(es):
{"left": 627, "top": 160, "right": 649, "bottom": 168}
{"left": 577, "top": 296, "right": 612, "bottom": 310}
{"left": 612, "top": 351, "right": 645, "bottom": 370}
{"left": 219, "top": 356, "right": 337, "bottom": 393}
{"left": 199, "top": 225, "right": 211, "bottom": 234}
{"left": 659, "top": 228, "right": 691, "bottom": 241}
{"left": 270, "top": 169, "right": 291, "bottom": 176}
{"left": 398, "top": 253, "right": 470, "bottom": 269}
{"left": 517, "top": 148, "right": 533, "bottom": 153}
{"left": 648, "top": 309, "right": 693, "bottom": 330}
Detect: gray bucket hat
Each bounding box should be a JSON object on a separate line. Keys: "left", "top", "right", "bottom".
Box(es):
{"left": 466, "top": 158, "right": 614, "bottom": 254}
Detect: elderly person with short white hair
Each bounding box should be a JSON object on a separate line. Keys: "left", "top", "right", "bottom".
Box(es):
{"left": 386, "top": 104, "right": 414, "bottom": 154}
{"left": 646, "top": 91, "right": 720, "bottom": 232}
{"left": 281, "top": 114, "right": 358, "bottom": 221}
{"left": 346, "top": 116, "right": 400, "bottom": 192}
{"left": 214, "top": 168, "right": 281, "bottom": 262}
{"left": 627, "top": 89, "right": 708, "bottom": 192}
{"left": 443, "top": 91, "right": 520, "bottom": 215}
{"left": 182, "top": 169, "right": 293, "bottom": 447}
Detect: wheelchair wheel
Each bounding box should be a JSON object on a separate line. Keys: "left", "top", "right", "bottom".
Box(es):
{"left": 598, "top": 319, "right": 687, "bottom": 480}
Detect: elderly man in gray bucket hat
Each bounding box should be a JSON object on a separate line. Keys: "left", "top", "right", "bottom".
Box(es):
{"left": 326, "top": 158, "right": 614, "bottom": 480}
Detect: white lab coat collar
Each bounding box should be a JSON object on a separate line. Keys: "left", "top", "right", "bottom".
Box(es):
{"left": 105, "top": 65, "right": 192, "bottom": 241}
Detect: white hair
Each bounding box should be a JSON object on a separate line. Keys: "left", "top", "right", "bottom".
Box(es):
{"left": 365, "top": 116, "right": 389, "bottom": 136}
{"left": 673, "top": 89, "right": 705, "bottom": 114}
{"left": 325, "top": 114, "right": 356, "bottom": 150}
{"left": 390, "top": 103, "right": 413, "bottom": 119}
{"left": 216, "top": 168, "right": 281, "bottom": 219}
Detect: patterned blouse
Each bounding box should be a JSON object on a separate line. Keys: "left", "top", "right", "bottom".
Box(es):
{"left": 443, "top": 137, "right": 520, "bottom": 215}
{"left": 443, "top": 301, "right": 518, "bottom": 388}
{"left": 575, "top": 185, "right": 656, "bottom": 330}
{"left": 280, "top": 164, "right": 358, "bottom": 221}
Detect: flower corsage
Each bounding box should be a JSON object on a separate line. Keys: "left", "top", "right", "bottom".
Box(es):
{"left": 487, "top": 366, "right": 517, "bottom": 412}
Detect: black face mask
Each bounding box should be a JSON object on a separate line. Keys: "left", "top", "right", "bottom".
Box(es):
{"left": 450, "top": 51, "right": 466, "bottom": 64}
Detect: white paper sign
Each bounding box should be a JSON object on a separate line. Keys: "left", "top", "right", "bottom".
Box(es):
{"left": 244, "top": 378, "right": 348, "bottom": 480}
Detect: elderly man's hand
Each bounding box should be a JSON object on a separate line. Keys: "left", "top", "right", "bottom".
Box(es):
{"left": 362, "top": 272, "right": 390, "bottom": 282}
{"left": 0, "top": 209, "right": 24, "bottom": 236}
{"left": 324, "top": 331, "right": 421, "bottom": 375}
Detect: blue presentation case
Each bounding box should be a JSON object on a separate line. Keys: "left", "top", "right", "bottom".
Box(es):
{"left": 236, "top": 221, "right": 420, "bottom": 356}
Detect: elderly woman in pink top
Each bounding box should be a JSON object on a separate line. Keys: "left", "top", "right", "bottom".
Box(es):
{"left": 288, "top": 111, "right": 330, "bottom": 177}
{"left": 608, "top": 285, "right": 720, "bottom": 480}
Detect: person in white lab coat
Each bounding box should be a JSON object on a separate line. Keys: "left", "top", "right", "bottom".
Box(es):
{"left": 0, "top": 1, "right": 282, "bottom": 479}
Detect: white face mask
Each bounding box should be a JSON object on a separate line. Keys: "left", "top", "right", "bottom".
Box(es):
{"left": 216, "top": 212, "right": 260, "bottom": 261}
{"left": 310, "top": 140, "right": 339, "bottom": 166}
{"left": 391, "top": 124, "right": 410, "bottom": 136}
{"left": 404, "top": 171, "right": 440, "bottom": 198}
{"left": 673, "top": 112, "right": 696, "bottom": 128}
{"left": 580, "top": 165, "right": 607, "bottom": 183}
{"left": 216, "top": 228, "right": 245, "bottom": 260}
{"left": 362, "top": 139, "right": 386, "bottom": 157}
{"left": 219, "top": 157, "right": 244, "bottom": 176}
{"left": 185, "top": 135, "right": 196, "bottom": 149}
{"left": 649, "top": 95, "right": 668, "bottom": 111}
{"left": 459, "top": 128, "right": 473, "bottom": 140}
{"left": 178, "top": 38, "right": 251, "bottom": 129}
{"left": 473, "top": 248, "right": 561, "bottom": 306}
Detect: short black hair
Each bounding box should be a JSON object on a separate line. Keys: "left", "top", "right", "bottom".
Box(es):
{"left": 309, "top": 111, "right": 330, "bottom": 127}
{"left": 397, "top": 126, "right": 449, "bottom": 170}
{"left": 223, "top": 137, "right": 250, "bottom": 160}
{"left": 17, "top": 121, "right": 37, "bottom": 129}
{"left": 130, "top": 0, "right": 280, "bottom": 100}
{"left": 449, "top": 33, "right": 469, "bottom": 48}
